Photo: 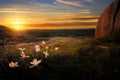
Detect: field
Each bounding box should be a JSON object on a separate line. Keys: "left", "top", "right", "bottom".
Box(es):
{"left": 0, "top": 29, "right": 120, "bottom": 80}
{"left": 2, "top": 29, "right": 94, "bottom": 45}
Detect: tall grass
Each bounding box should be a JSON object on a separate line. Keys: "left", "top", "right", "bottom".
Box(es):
{"left": 0, "top": 35, "right": 120, "bottom": 80}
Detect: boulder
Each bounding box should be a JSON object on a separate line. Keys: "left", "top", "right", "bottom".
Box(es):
{"left": 95, "top": 0, "right": 120, "bottom": 38}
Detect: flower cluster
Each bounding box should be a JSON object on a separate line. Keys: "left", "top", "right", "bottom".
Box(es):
{"left": 9, "top": 40, "right": 60, "bottom": 69}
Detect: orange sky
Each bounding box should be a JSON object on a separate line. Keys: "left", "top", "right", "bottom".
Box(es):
{"left": 0, "top": 0, "right": 113, "bottom": 30}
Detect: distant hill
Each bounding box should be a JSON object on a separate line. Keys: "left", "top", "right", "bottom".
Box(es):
{"left": 0, "top": 25, "right": 13, "bottom": 39}
{"left": 26, "top": 29, "right": 95, "bottom": 37}
{"left": 0, "top": 25, "right": 13, "bottom": 45}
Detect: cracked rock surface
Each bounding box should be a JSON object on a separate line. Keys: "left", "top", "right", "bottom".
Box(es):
{"left": 95, "top": 0, "right": 120, "bottom": 38}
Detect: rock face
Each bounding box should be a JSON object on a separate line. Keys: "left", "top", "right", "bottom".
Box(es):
{"left": 95, "top": 0, "right": 120, "bottom": 38}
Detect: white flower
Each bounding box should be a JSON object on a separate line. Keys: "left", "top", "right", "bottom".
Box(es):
{"left": 45, "top": 46, "right": 49, "bottom": 50}
{"left": 20, "top": 51, "right": 25, "bottom": 56}
{"left": 42, "top": 41, "right": 46, "bottom": 45}
{"left": 55, "top": 47, "right": 59, "bottom": 51}
{"left": 20, "top": 53, "right": 30, "bottom": 59}
{"left": 35, "top": 45, "right": 40, "bottom": 48}
{"left": 29, "top": 59, "right": 42, "bottom": 68}
{"left": 18, "top": 48, "right": 26, "bottom": 56}
{"left": 9, "top": 61, "right": 19, "bottom": 68}
{"left": 21, "top": 51, "right": 25, "bottom": 55}
{"left": 43, "top": 51, "right": 49, "bottom": 58}
{"left": 18, "top": 48, "right": 26, "bottom": 51}
{"left": 35, "top": 45, "right": 41, "bottom": 52}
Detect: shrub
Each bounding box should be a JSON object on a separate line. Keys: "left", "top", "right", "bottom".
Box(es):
{"left": 110, "top": 29, "right": 120, "bottom": 43}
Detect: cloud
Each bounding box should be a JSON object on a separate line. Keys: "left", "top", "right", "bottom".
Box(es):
{"left": 42, "top": 22, "right": 96, "bottom": 26}
{"left": 56, "top": 0, "right": 83, "bottom": 7}
{"left": 53, "top": 2, "right": 57, "bottom": 5}
{"left": 77, "top": 10, "right": 92, "bottom": 14}
{"left": 0, "top": 8, "right": 37, "bottom": 13}
{"left": 85, "top": 0, "right": 94, "bottom": 3}
{"left": 48, "top": 16, "right": 98, "bottom": 21}
{"left": 0, "top": 1, "right": 81, "bottom": 14}
{"left": 25, "top": 22, "right": 97, "bottom": 27}
{"left": 70, "top": 17, "right": 98, "bottom": 20}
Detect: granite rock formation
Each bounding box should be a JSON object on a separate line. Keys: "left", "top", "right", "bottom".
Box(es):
{"left": 95, "top": 0, "right": 120, "bottom": 38}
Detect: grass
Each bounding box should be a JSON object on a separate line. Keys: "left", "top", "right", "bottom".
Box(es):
{"left": 0, "top": 31, "right": 120, "bottom": 80}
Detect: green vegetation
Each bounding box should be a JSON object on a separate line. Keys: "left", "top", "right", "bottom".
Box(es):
{"left": 0, "top": 29, "right": 120, "bottom": 80}
{"left": 0, "top": 25, "right": 14, "bottom": 45}
{"left": 27, "top": 29, "right": 95, "bottom": 37}
{"left": 0, "top": 28, "right": 95, "bottom": 45}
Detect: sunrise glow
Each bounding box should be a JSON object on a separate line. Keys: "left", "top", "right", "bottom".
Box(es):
{"left": 0, "top": 0, "right": 113, "bottom": 29}
{"left": 14, "top": 25, "right": 24, "bottom": 31}
{"left": 12, "top": 21, "right": 24, "bottom": 30}
{"left": 5, "top": 18, "right": 26, "bottom": 31}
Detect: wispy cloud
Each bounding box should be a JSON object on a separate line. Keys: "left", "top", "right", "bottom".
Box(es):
{"left": 25, "top": 22, "right": 97, "bottom": 27}
{"left": 23, "top": 21, "right": 97, "bottom": 29}
{"left": 47, "top": 15, "right": 98, "bottom": 21}
{"left": 56, "top": 0, "right": 83, "bottom": 7}
{"left": 77, "top": 10, "right": 92, "bottom": 14}
{"left": 0, "top": 0, "right": 113, "bottom": 29}
{"left": 85, "top": 0, "right": 94, "bottom": 3}
{"left": 70, "top": 17, "right": 98, "bottom": 20}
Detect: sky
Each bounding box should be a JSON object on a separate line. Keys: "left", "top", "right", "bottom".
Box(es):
{"left": 0, "top": 0, "right": 113, "bottom": 30}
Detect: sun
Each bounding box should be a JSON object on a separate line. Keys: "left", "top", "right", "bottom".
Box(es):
{"left": 4, "top": 17, "right": 27, "bottom": 31}
{"left": 13, "top": 21, "right": 24, "bottom": 30}
{"left": 14, "top": 26, "right": 22, "bottom": 30}
{"left": 11, "top": 20, "right": 25, "bottom": 31}
{"left": 14, "top": 26, "right": 24, "bottom": 31}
